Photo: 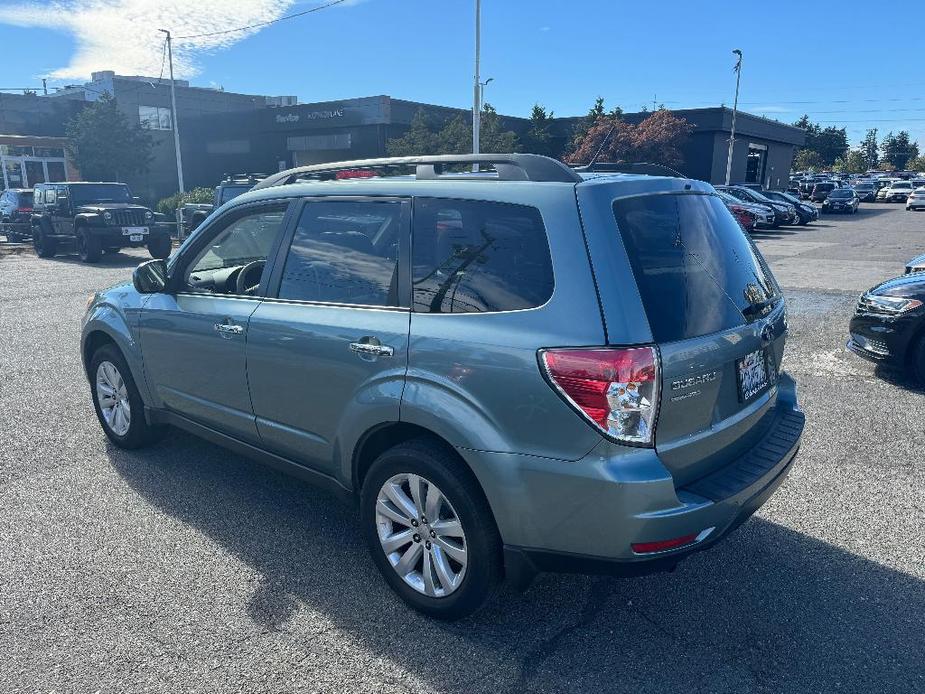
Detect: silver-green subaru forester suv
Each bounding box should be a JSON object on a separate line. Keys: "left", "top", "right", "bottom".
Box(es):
{"left": 81, "top": 154, "right": 804, "bottom": 620}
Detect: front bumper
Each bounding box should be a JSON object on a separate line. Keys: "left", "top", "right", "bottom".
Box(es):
{"left": 465, "top": 373, "right": 804, "bottom": 581}
{"left": 86, "top": 224, "right": 168, "bottom": 246}
{"left": 847, "top": 312, "right": 920, "bottom": 366}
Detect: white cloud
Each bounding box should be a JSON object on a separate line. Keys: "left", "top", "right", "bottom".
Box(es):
{"left": 0, "top": 0, "right": 303, "bottom": 80}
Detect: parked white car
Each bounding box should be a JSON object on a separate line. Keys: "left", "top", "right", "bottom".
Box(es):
{"left": 906, "top": 187, "right": 925, "bottom": 211}
{"left": 879, "top": 180, "right": 915, "bottom": 202}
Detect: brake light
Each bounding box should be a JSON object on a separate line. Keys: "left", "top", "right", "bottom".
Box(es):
{"left": 16, "top": 207, "right": 31, "bottom": 213}
{"left": 539, "top": 346, "right": 660, "bottom": 445}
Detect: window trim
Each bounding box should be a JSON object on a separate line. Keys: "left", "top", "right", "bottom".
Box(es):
{"left": 168, "top": 198, "right": 297, "bottom": 298}
{"left": 264, "top": 195, "right": 412, "bottom": 311}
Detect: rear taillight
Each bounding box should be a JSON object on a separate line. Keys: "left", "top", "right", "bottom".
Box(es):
{"left": 539, "top": 346, "right": 660, "bottom": 446}
{"left": 16, "top": 207, "right": 31, "bottom": 213}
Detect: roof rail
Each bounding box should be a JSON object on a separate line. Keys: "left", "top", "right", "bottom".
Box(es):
{"left": 251, "top": 153, "right": 582, "bottom": 190}
{"left": 573, "top": 162, "right": 686, "bottom": 178}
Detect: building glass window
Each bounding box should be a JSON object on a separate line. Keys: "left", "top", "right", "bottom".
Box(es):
{"left": 46, "top": 161, "right": 66, "bottom": 182}
{"left": 139, "top": 105, "right": 172, "bottom": 130}
{"left": 34, "top": 147, "right": 65, "bottom": 158}
{"left": 745, "top": 144, "right": 767, "bottom": 184}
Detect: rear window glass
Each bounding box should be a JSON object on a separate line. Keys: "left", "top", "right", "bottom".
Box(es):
{"left": 612, "top": 193, "right": 779, "bottom": 343}
{"left": 412, "top": 198, "right": 554, "bottom": 313}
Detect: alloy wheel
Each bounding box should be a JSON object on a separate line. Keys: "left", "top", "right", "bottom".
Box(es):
{"left": 95, "top": 360, "right": 131, "bottom": 436}
{"left": 375, "top": 473, "right": 468, "bottom": 598}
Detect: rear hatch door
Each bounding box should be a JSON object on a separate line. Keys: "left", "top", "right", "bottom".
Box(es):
{"left": 586, "top": 186, "right": 786, "bottom": 487}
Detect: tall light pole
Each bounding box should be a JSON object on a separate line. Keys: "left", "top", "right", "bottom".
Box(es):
{"left": 724, "top": 49, "right": 743, "bottom": 186}
{"left": 472, "top": 0, "right": 481, "bottom": 170}
{"left": 159, "top": 29, "right": 185, "bottom": 193}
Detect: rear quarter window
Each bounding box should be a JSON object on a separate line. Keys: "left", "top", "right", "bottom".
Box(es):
{"left": 412, "top": 198, "right": 554, "bottom": 313}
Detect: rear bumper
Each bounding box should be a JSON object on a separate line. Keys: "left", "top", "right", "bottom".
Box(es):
{"left": 464, "top": 374, "right": 804, "bottom": 582}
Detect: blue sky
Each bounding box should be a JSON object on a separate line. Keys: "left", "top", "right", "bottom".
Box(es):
{"left": 0, "top": 0, "right": 923, "bottom": 147}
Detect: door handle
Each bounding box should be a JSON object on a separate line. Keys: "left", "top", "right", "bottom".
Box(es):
{"left": 349, "top": 340, "right": 394, "bottom": 357}
{"left": 214, "top": 322, "right": 244, "bottom": 335}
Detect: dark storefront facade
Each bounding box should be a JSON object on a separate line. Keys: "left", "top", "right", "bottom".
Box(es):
{"left": 0, "top": 72, "right": 805, "bottom": 201}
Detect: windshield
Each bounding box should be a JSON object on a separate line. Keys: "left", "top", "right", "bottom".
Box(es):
{"left": 815, "top": 183, "right": 835, "bottom": 191}
{"left": 778, "top": 192, "right": 800, "bottom": 204}
{"left": 68, "top": 184, "right": 132, "bottom": 205}
{"left": 17, "top": 192, "right": 33, "bottom": 206}
{"left": 218, "top": 184, "right": 251, "bottom": 204}
{"left": 829, "top": 190, "right": 853, "bottom": 198}
{"left": 612, "top": 192, "right": 780, "bottom": 343}
{"left": 855, "top": 184, "right": 873, "bottom": 190}
{"left": 892, "top": 182, "right": 912, "bottom": 189}
{"left": 739, "top": 188, "right": 773, "bottom": 203}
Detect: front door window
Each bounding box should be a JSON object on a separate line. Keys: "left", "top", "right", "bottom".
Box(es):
{"left": 184, "top": 206, "right": 288, "bottom": 296}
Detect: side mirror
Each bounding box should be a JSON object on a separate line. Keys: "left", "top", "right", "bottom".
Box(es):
{"left": 133, "top": 196, "right": 143, "bottom": 203}
{"left": 133, "top": 259, "right": 168, "bottom": 294}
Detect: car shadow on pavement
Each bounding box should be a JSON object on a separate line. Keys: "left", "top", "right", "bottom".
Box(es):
{"left": 874, "top": 364, "right": 925, "bottom": 394}
{"left": 108, "top": 434, "right": 925, "bottom": 694}
{"left": 42, "top": 251, "right": 145, "bottom": 269}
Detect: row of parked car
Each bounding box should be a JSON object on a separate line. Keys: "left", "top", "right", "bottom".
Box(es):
{"left": 716, "top": 185, "right": 819, "bottom": 231}
{"left": 789, "top": 175, "right": 925, "bottom": 210}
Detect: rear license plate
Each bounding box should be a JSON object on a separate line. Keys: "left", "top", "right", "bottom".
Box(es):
{"left": 122, "top": 226, "right": 149, "bottom": 236}
{"left": 737, "top": 349, "right": 772, "bottom": 402}
{"left": 129, "top": 234, "right": 143, "bottom": 242}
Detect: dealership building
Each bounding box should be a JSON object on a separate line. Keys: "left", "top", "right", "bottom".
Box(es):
{"left": 0, "top": 72, "right": 804, "bottom": 201}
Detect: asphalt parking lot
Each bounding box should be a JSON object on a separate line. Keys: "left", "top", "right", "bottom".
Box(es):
{"left": 1, "top": 204, "right": 923, "bottom": 694}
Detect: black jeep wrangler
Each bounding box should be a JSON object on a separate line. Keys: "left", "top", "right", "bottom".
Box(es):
{"left": 31, "top": 182, "right": 171, "bottom": 263}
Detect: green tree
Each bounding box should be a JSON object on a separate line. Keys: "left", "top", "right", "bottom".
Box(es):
{"left": 385, "top": 109, "right": 439, "bottom": 156}
{"left": 792, "top": 115, "right": 848, "bottom": 167}
{"left": 477, "top": 103, "right": 520, "bottom": 153}
{"left": 793, "top": 149, "right": 823, "bottom": 171}
{"left": 832, "top": 150, "right": 867, "bottom": 173}
{"left": 906, "top": 155, "right": 925, "bottom": 172}
{"left": 522, "top": 104, "right": 558, "bottom": 157}
{"left": 386, "top": 104, "right": 520, "bottom": 157}
{"left": 860, "top": 128, "right": 879, "bottom": 170}
{"left": 156, "top": 187, "right": 214, "bottom": 215}
{"left": 881, "top": 131, "right": 919, "bottom": 170}
{"left": 65, "top": 92, "right": 152, "bottom": 180}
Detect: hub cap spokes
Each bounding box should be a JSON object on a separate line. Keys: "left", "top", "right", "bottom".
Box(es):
{"left": 375, "top": 473, "right": 467, "bottom": 598}
{"left": 96, "top": 360, "right": 131, "bottom": 436}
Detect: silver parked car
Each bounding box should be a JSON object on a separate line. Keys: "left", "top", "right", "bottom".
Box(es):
{"left": 81, "top": 154, "right": 804, "bottom": 620}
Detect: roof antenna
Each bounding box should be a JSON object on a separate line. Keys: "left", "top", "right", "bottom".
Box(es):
{"left": 585, "top": 120, "right": 618, "bottom": 169}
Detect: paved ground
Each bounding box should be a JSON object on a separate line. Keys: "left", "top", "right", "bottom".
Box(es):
{"left": 1, "top": 204, "right": 924, "bottom": 694}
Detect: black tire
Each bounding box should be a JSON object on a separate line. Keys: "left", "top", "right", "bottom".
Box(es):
{"left": 360, "top": 438, "right": 502, "bottom": 621}
{"left": 88, "top": 343, "right": 164, "bottom": 449}
{"left": 33, "top": 223, "right": 57, "bottom": 258}
{"left": 148, "top": 234, "right": 172, "bottom": 260}
{"left": 77, "top": 228, "right": 102, "bottom": 263}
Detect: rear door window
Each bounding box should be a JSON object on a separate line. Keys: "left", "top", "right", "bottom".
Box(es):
{"left": 277, "top": 200, "right": 405, "bottom": 307}
{"left": 612, "top": 193, "right": 779, "bottom": 343}
{"left": 411, "top": 198, "right": 554, "bottom": 313}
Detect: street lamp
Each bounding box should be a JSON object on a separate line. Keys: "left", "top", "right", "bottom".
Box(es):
{"left": 472, "top": 0, "right": 481, "bottom": 170}
{"left": 724, "top": 49, "right": 743, "bottom": 186}
{"left": 479, "top": 77, "right": 494, "bottom": 107}
{"left": 159, "top": 28, "right": 185, "bottom": 194}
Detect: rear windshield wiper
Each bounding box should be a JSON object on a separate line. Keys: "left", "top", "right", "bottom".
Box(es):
{"left": 742, "top": 296, "right": 779, "bottom": 321}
